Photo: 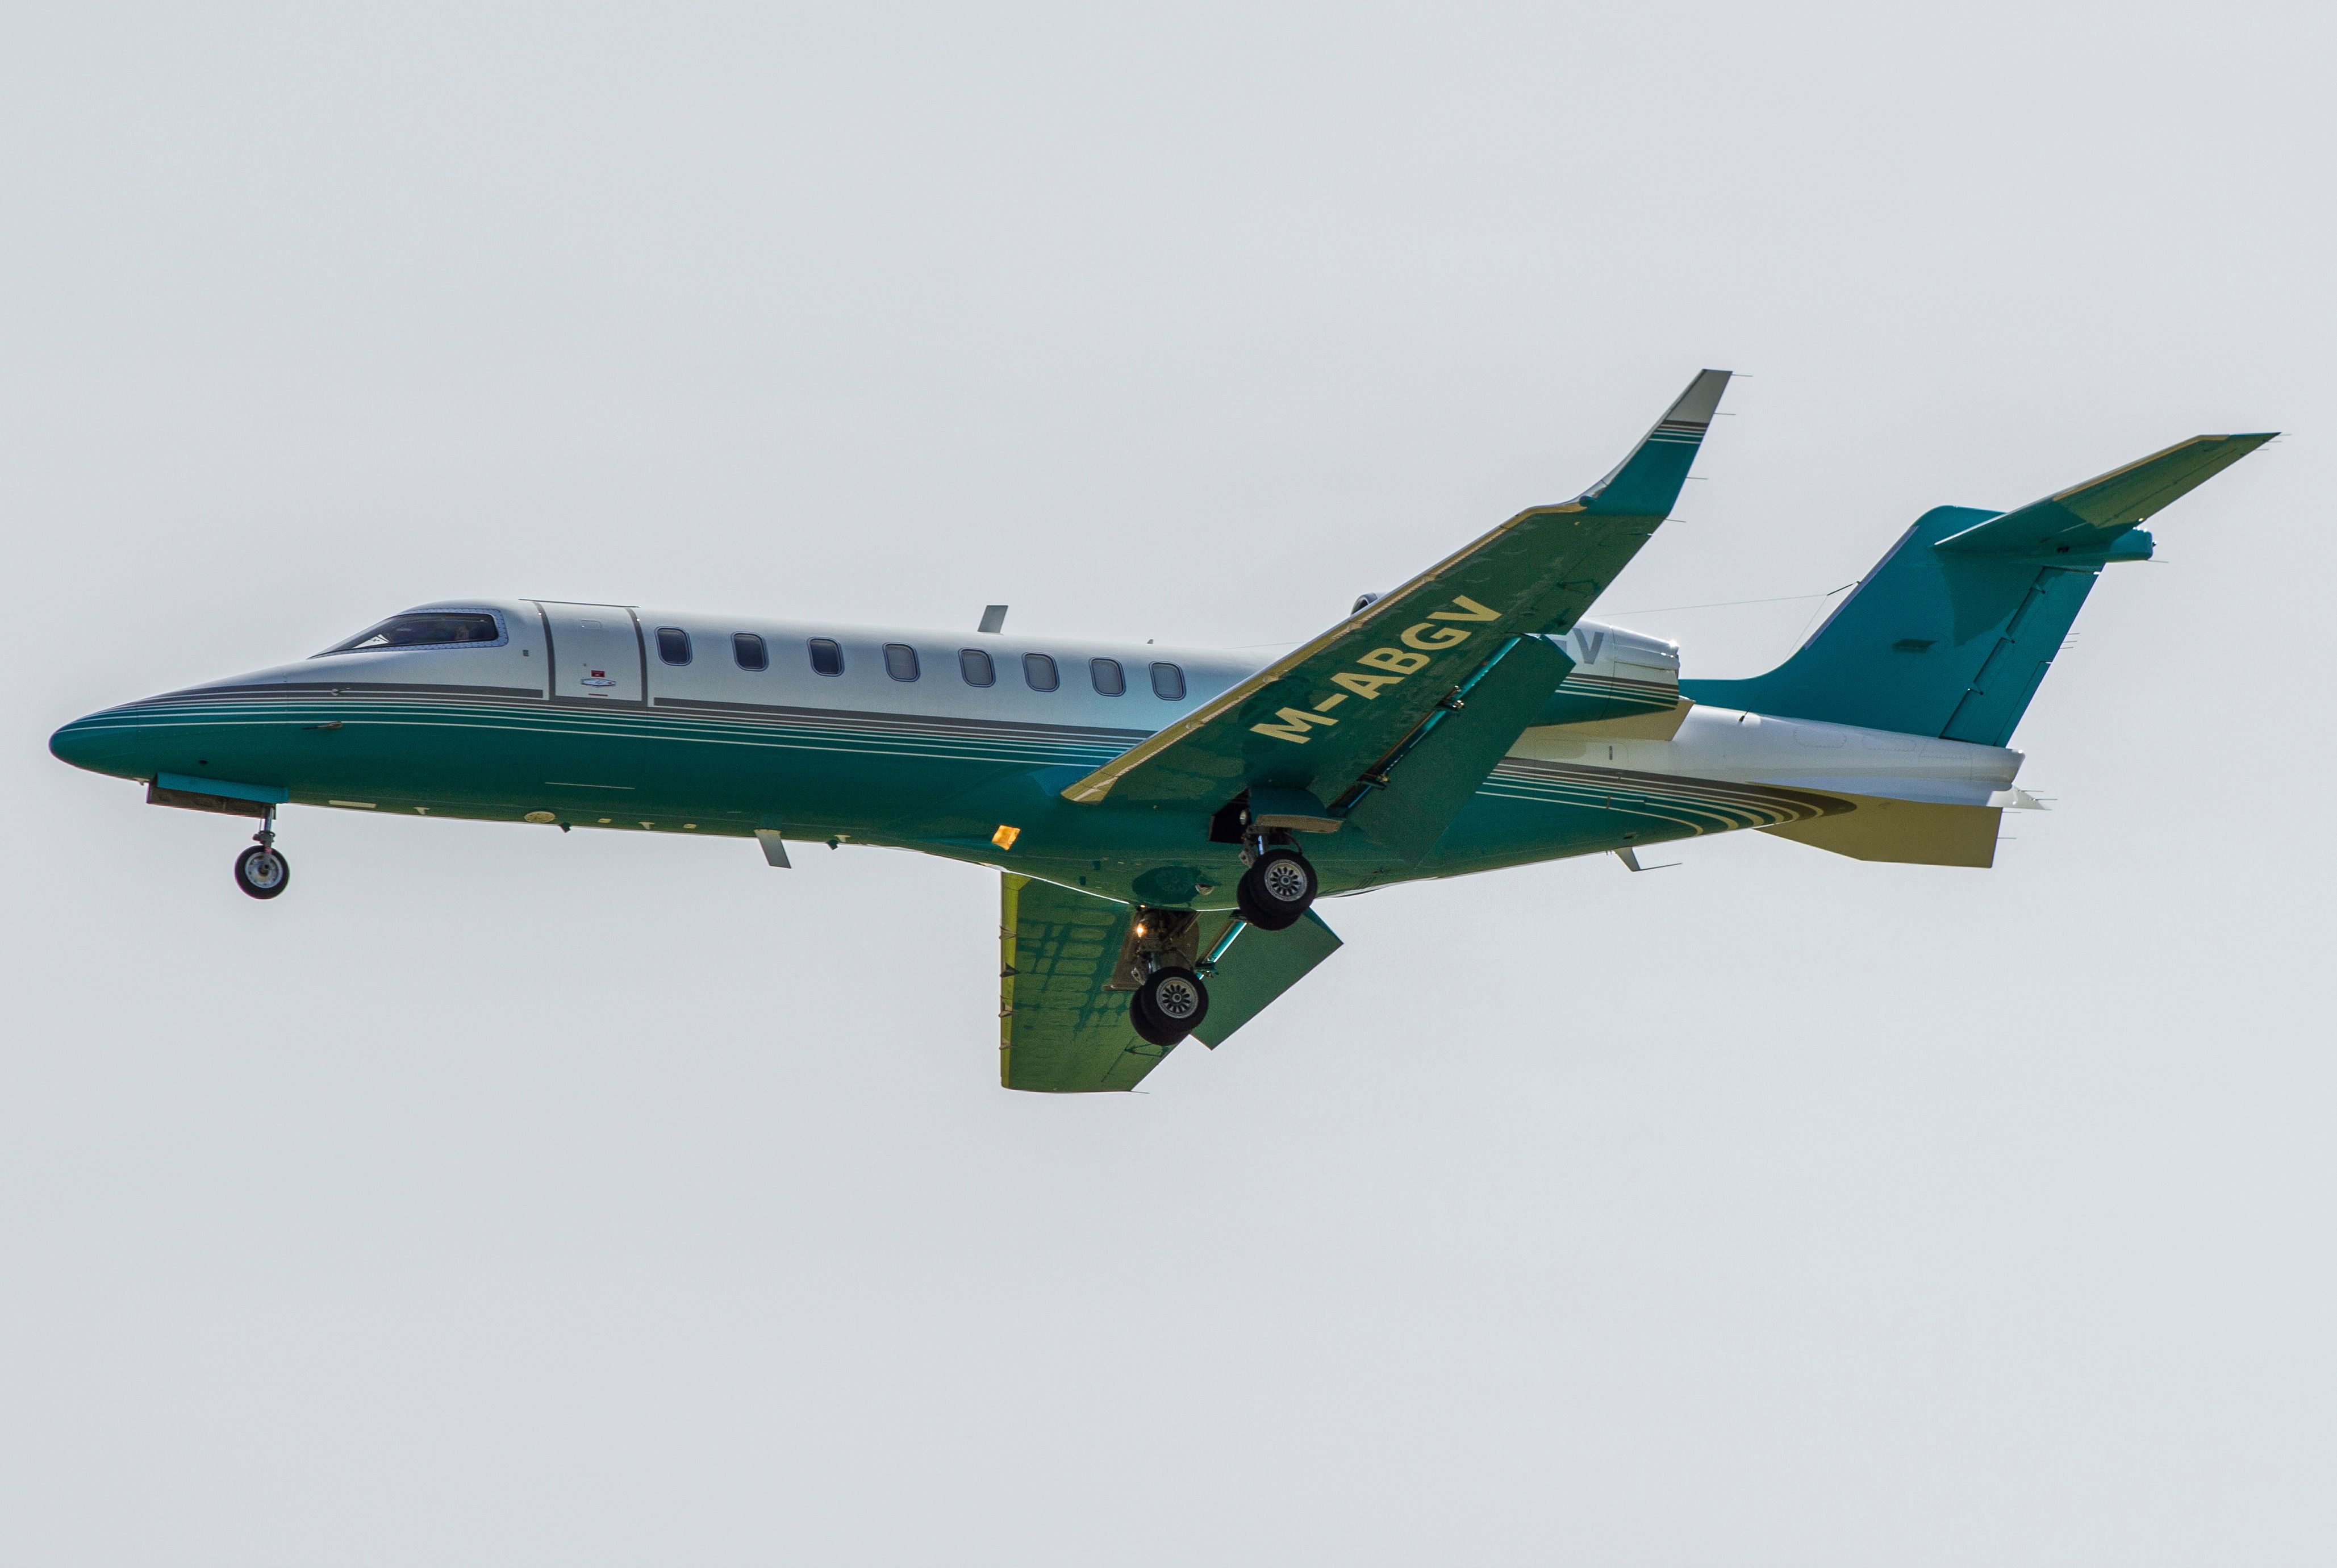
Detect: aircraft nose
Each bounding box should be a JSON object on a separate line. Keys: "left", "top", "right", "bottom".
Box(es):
{"left": 49, "top": 708, "right": 144, "bottom": 781}
{"left": 50, "top": 712, "right": 99, "bottom": 768}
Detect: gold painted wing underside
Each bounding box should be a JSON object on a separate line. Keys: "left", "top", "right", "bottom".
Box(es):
{"left": 998, "top": 875, "right": 1342, "bottom": 1093}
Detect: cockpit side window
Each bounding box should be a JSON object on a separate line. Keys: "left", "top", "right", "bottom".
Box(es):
{"left": 322, "top": 612, "right": 503, "bottom": 654}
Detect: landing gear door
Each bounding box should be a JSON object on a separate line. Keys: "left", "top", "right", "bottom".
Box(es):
{"left": 535, "top": 602, "right": 645, "bottom": 704}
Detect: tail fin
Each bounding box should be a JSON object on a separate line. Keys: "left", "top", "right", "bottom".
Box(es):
{"left": 1680, "top": 433, "right": 2274, "bottom": 743}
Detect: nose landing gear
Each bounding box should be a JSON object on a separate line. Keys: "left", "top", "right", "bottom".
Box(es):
{"left": 233, "top": 809, "right": 291, "bottom": 900}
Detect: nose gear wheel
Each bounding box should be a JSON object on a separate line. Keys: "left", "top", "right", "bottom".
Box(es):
{"left": 235, "top": 844, "right": 291, "bottom": 899}
{"left": 233, "top": 807, "right": 291, "bottom": 900}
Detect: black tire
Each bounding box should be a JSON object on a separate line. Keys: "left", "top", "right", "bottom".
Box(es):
{"left": 1130, "top": 966, "right": 1209, "bottom": 1046}
{"left": 1236, "top": 846, "right": 1316, "bottom": 931}
{"left": 234, "top": 845, "right": 291, "bottom": 900}
{"left": 1129, "top": 986, "right": 1169, "bottom": 1045}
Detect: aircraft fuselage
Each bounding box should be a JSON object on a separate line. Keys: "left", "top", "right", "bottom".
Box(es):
{"left": 49, "top": 596, "right": 2023, "bottom": 907}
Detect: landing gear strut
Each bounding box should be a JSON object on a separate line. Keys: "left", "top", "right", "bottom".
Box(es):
{"left": 1236, "top": 840, "right": 1316, "bottom": 931}
{"left": 1117, "top": 908, "right": 1213, "bottom": 1048}
{"left": 233, "top": 808, "right": 291, "bottom": 900}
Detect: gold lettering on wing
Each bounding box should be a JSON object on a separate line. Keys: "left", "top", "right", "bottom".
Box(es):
{"left": 1330, "top": 670, "right": 1403, "bottom": 700}
{"left": 1251, "top": 707, "right": 1340, "bottom": 743}
{"left": 1251, "top": 594, "right": 1506, "bottom": 745}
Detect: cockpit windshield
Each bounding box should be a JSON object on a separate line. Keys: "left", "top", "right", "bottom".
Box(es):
{"left": 321, "top": 612, "right": 502, "bottom": 654}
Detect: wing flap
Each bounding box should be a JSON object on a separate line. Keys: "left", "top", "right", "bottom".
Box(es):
{"left": 1341, "top": 633, "right": 1574, "bottom": 860}
{"left": 1191, "top": 911, "right": 1343, "bottom": 1050}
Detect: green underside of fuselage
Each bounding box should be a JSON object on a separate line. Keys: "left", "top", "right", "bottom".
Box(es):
{"left": 53, "top": 686, "right": 1840, "bottom": 906}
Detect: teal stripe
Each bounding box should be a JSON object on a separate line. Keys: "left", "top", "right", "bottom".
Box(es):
{"left": 81, "top": 697, "right": 1131, "bottom": 770}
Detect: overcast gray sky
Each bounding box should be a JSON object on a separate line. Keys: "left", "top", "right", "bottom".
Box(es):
{"left": 5, "top": 3, "right": 2333, "bottom": 1562}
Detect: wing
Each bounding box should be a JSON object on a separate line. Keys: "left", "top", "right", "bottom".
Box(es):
{"left": 1061, "top": 370, "right": 1731, "bottom": 819}
{"left": 998, "top": 875, "right": 1342, "bottom": 1093}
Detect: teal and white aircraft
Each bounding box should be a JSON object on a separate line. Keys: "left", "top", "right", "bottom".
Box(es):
{"left": 51, "top": 373, "right": 2271, "bottom": 1092}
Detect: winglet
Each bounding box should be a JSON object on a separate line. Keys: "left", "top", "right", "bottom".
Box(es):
{"left": 1579, "top": 369, "right": 1733, "bottom": 517}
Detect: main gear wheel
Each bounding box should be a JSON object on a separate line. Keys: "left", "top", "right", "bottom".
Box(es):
{"left": 1130, "top": 965, "right": 1209, "bottom": 1046}
{"left": 1235, "top": 846, "right": 1316, "bottom": 931}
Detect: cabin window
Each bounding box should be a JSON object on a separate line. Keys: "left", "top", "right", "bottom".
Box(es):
{"left": 1150, "top": 662, "right": 1186, "bottom": 700}
{"left": 1090, "top": 657, "right": 1125, "bottom": 696}
{"left": 959, "top": 648, "right": 995, "bottom": 687}
{"left": 884, "top": 644, "right": 921, "bottom": 682}
{"left": 733, "top": 633, "right": 767, "bottom": 671}
{"left": 1023, "top": 653, "right": 1058, "bottom": 691}
{"left": 322, "top": 611, "right": 502, "bottom": 654}
{"left": 656, "top": 627, "right": 692, "bottom": 665}
{"left": 808, "top": 638, "right": 845, "bottom": 676}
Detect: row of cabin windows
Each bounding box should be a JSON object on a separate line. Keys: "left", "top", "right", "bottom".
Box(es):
{"left": 655, "top": 628, "right": 1186, "bottom": 699}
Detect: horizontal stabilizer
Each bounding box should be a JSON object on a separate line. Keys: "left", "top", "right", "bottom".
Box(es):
{"left": 1935, "top": 432, "right": 2275, "bottom": 559}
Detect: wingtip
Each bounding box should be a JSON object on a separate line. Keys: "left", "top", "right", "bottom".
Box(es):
{"left": 1663, "top": 369, "right": 1732, "bottom": 428}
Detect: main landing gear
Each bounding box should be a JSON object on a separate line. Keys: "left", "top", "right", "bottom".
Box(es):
{"left": 1235, "top": 841, "right": 1317, "bottom": 932}
{"left": 233, "top": 808, "right": 290, "bottom": 900}
{"left": 1121, "top": 833, "right": 1321, "bottom": 1048}
{"left": 1119, "top": 908, "right": 1216, "bottom": 1049}
{"left": 1131, "top": 966, "right": 1209, "bottom": 1048}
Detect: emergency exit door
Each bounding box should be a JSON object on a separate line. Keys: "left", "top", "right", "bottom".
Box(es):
{"left": 535, "top": 602, "right": 645, "bottom": 703}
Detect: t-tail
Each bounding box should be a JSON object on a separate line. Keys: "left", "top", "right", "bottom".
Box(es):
{"left": 1680, "top": 432, "right": 2275, "bottom": 743}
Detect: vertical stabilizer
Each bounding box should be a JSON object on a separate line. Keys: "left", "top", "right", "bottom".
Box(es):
{"left": 1681, "top": 433, "right": 2272, "bottom": 742}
